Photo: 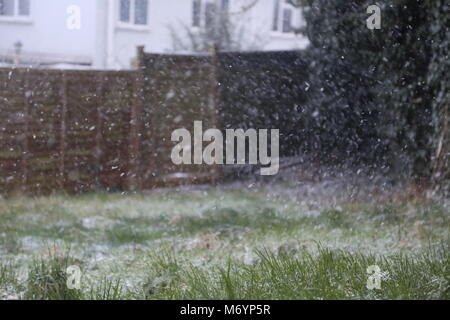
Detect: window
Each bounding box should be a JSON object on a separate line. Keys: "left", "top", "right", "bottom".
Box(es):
{"left": 272, "top": 0, "right": 279, "bottom": 31}
{"left": 192, "top": 0, "right": 229, "bottom": 28}
{"left": 119, "top": 0, "right": 148, "bottom": 25}
{"left": 282, "top": 8, "right": 292, "bottom": 33}
{"left": 134, "top": 0, "right": 148, "bottom": 25}
{"left": 221, "top": 0, "right": 229, "bottom": 11}
{"left": 272, "top": 0, "right": 296, "bottom": 33}
{"left": 119, "top": 0, "right": 130, "bottom": 23}
{"left": 204, "top": 1, "right": 216, "bottom": 31}
{"left": 0, "top": 0, "right": 30, "bottom": 17}
{"left": 192, "top": 0, "right": 201, "bottom": 27}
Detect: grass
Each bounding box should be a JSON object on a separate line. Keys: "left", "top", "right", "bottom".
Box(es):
{"left": 142, "top": 245, "right": 449, "bottom": 300}
{"left": 0, "top": 184, "right": 448, "bottom": 300}
{"left": 24, "top": 251, "right": 83, "bottom": 300}
{"left": 86, "top": 278, "right": 125, "bottom": 300}
{"left": 0, "top": 261, "right": 17, "bottom": 289}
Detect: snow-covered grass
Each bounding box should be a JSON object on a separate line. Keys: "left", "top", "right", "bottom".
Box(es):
{"left": 0, "top": 184, "right": 448, "bottom": 300}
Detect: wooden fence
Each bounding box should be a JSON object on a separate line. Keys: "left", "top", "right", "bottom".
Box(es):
{"left": 0, "top": 68, "right": 139, "bottom": 194}
{"left": 0, "top": 47, "right": 307, "bottom": 194}
{"left": 0, "top": 46, "right": 223, "bottom": 194}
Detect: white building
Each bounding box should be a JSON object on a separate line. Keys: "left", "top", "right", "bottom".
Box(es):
{"left": 0, "top": 0, "right": 308, "bottom": 69}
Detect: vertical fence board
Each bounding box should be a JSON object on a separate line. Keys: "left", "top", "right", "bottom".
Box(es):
{"left": 24, "top": 70, "right": 61, "bottom": 194}
{"left": 21, "top": 73, "right": 30, "bottom": 193}
{"left": 59, "top": 71, "right": 68, "bottom": 190}
{"left": 64, "top": 72, "right": 99, "bottom": 192}
{"left": 128, "top": 46, "right": 145, "bottom": 190}
{"left": 0, "top": 70, "right": 25, "bottom": 194}
{"left": 100, "top": 72, "right": 133, "bottom": 190}
{"left": 209, "top": 43, "right": 221, "bottom": 185}
{"left": 95, "top": 74, "right": 105, "bottom": 188}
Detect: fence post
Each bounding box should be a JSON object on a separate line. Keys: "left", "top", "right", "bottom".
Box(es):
{"left": 59, "top": 71, "right": 68, "bottom": 190}
{"left": 431, "top": 108, "right": 449, "bottom": 192}
{"left": 209, "top": 42, "right": 221, "bottom": 185}
{"left": 95, "top": 74, "right": 104, "bottom": 188}
{"left": 21, "top": 71, "right": 30, "bottom": 193}
{"left": 128, "top": 46, "right": 145, "bottom": 191}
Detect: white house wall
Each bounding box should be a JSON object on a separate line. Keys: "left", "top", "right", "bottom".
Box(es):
{"left": 110, "top": 0, "right": 192, "bottom": 69}
{"left": 0, "top": 0, "right": 98, "bottom": 66}
{"left": 0, "top": 0, "right": 309, "bottom": 69}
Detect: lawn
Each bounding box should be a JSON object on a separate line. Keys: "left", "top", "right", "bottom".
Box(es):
{"left": 0, "top": 181, "right": 448, "bottom": 300}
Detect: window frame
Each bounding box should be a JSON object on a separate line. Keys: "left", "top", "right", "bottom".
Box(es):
{"left": 191, "top": 0, "right": 229, "bottom": 29}
{"left": 192, "top": 0, "right": 201, "bottom": 27}
{"left": 117, "top": 0, "right": 150, "bottom": 30}
{"left": 271, "top": 0, "right": 296, "bottom": 35}
{"left": 0, "top": 0, "right": 32, "bottom": 23}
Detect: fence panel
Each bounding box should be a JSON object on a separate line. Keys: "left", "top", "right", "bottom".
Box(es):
{"left": 217, "top": 51, "right": 309, "bottom": 156}
{"left": 0, "top": 69, "right": 25, "bottom": 194}
{"left": 140, "top": 54, "right": 217, "bottom": 188}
